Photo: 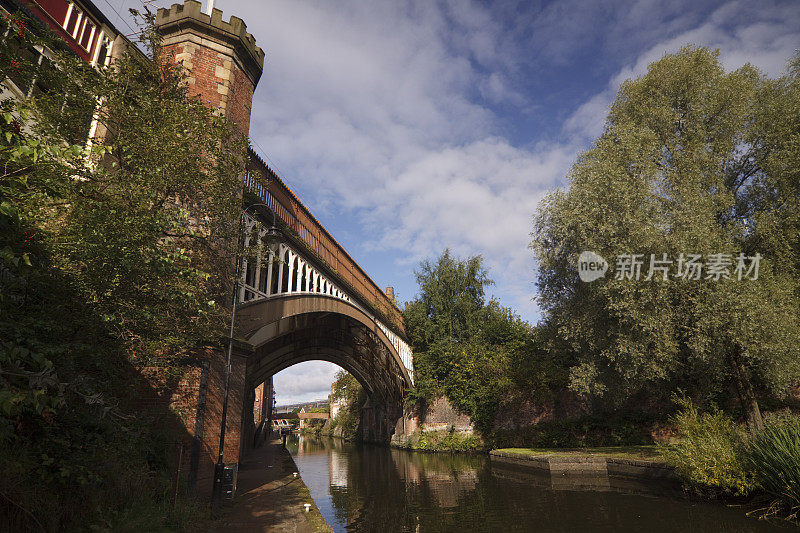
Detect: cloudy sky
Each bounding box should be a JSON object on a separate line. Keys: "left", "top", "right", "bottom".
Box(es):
{"left": 116, "top": 0, "right": 799, "bottom": 404}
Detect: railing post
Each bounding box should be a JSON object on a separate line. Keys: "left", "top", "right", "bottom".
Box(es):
{"left": 265, "top": 250, "right": 274, "bottom": 296}
{"left": 253, "top": 241, "right": 262, "bottom": 293}
{"left": 287, "top": 252, "right": 296, "bottom": 293}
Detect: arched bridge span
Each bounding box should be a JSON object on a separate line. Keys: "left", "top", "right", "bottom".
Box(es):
{"left": 237, "top": 294, "right": 411, "bottom": 407}
{"left": 234, "top": 211, "right": 415, "bottom": 444}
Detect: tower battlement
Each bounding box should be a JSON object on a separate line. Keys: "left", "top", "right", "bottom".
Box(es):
{"left": 156, "top": 0, "right": 264, "bottom": 85}
{"left": 155, "top": 0, "right": 264, "bottom": 136}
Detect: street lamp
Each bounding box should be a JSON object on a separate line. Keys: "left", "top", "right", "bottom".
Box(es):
{"left": 212, "top": 202, "right": 282, "bottom": 512}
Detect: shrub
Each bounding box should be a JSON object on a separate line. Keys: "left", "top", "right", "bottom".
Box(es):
{"left": 659, "top": 399, "right": 756, "bottom": 496}
{"left": 748, "top": 422, "right": 800, "bottom": 517}
{"left": 399, "top": 428, "right": 483, "bottom": 452}
{"left": 764, "top": 408, "right": 800, "bottom": 430}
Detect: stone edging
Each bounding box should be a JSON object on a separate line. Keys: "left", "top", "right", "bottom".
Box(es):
{"left": 488, "top": 450, "right": 677, "bottom": 480}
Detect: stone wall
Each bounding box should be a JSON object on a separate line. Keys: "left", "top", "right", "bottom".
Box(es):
{"left": 392, "top": 395, "right": 475, "bottom": 445}
{"left": 419, "top": 396, "right": 474, "bottom": 433}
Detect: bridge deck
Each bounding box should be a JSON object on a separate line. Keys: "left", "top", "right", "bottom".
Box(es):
{"left": 245, "top": 149, "right": 404, "bottom": 337}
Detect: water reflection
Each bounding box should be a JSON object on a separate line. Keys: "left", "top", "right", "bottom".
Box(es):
{"left": 287, "top": 435, "right": 790, "bottom": 532}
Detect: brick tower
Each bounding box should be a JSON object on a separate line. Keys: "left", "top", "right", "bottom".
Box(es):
{"left": 153, "top": 1, "right": 265, "bottom": 501}
{"left": 155, "top": 0, "right": 264, "bottom": 137}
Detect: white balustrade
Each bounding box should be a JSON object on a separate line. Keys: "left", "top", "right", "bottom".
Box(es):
{"left": 239, "top": 214, "right": 414, "bottom": 382}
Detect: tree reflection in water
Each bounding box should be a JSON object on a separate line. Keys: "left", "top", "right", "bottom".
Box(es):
{"left": 287, "top": 435, "right": 790, "bottom": 533}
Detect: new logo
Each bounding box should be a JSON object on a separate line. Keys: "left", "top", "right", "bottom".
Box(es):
{"left": 578, "top": 251, "right": 608, "bottom": 282}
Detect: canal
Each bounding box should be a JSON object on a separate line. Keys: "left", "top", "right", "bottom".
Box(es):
{"left": 286, "top": 435, "right": 792, "bottom": 532}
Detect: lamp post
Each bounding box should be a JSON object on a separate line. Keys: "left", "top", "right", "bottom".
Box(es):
{"left": 212, "top": 203, "right": 282, "bottom": 512}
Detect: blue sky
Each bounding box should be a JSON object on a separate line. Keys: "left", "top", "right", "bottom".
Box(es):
{"left": 117, "top": 0, "right": 799, "bottom": 404}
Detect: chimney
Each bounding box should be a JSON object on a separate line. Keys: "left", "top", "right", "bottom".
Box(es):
{"left": 385, "top": 287, "right": 395, "bottom": 301}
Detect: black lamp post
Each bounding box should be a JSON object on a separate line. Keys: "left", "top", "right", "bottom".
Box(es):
{"left": 212, "top": 203, "right": 282, "bottom": 512}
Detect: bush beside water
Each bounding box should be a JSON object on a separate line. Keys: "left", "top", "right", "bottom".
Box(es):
{"left": 748, "top": 421, "right": 800, "bottom": 518}
{"left": 660, "top": 400, "right": 800, "bottom": 519}
{"left": 397, "top": 428, "right": 483, "bottom": 452}
{"left": 658, "top": 399, "right": 756, "bottom": 496}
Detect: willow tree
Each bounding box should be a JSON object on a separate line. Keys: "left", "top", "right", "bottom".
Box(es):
{"left": 532, "top": 47, "right": 800, "bottom": 433}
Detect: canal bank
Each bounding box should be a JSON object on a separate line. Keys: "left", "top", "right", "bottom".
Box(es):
{"left": 327, "top": 429, "right": 674, "bottom": 484}
{"left": 216, "top": 437, "right": 332, "bottom": 532}
{"left": 488, "top": 447, "right": 677, "bottom": 481}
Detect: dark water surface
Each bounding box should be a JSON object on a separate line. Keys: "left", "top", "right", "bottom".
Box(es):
{"left": 286, "top": 435, "right": 791, "bottom": 532}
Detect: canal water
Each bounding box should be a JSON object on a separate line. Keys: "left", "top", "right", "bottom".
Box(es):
{"left": 286, "top": 435, "right": 792, "bottom": 532}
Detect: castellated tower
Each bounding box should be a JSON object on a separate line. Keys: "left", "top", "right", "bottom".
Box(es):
{"left": 151, "top": 1, "right": 265, "bottom": 499}
{"left": 155, "top": 0, "right": 265, "bottom": 138}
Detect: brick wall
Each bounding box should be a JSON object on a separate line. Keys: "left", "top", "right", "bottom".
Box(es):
{"left": 162, "top": 40, "right": 255, "bottom": 138}
{"left": 421, "top": 396, "right": 474, "bottom": 433}
{"left": 134, "top": 358, "right": 212, "bottom": 498}
{"left": 138, "top": 365, "right": 204, "bottom": 434}
{"left": 134, "top": 344, "right": 251, "bottom": 501}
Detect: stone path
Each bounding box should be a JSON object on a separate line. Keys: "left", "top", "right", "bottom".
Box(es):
{"left": 216, "top": 437, "right": 330, "bottom": 532}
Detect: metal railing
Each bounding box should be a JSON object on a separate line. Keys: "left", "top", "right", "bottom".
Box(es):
{"left": 243, "top": 150, "right": 405, "bottom": 336}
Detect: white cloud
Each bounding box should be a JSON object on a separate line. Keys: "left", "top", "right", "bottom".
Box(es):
{"left": 563, "top": 0, "right": 800, "bottom": 146}
{"left": 272, "top": 361, "right": 342, "bottom": 405}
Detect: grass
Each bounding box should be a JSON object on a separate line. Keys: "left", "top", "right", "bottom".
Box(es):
{"left": 492, "top": 445, "right": 661, "bottom": 461}
{"left": 748, "top": 423, "right": 800, "bottom": 518}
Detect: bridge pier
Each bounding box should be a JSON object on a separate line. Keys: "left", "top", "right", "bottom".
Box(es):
{"left": 137, "top": 342, "right": 254, "bottom": 503}
{"left": 391, "top": 403, "right": 420, "bottom": 444}
{"left": 359, "top": 399, "right": 405, "bottom": 444}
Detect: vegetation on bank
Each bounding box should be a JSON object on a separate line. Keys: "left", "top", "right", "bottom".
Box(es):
{"left": 394, "top": 47, "right": 800, "bottom": 518}
{"left": 661, "top": 400, "right": 800, "bottom": 517}
{"left": 403, "top": 250, "right": 534, "bottom": 435}
{"left": 324, "top": 371, "right": 366, "bottom": 440}
{"left": 1, "top": 11, "right": 244, "bottom": 530}
{"left": 395, "top": 427, "right": 483, "bottom": 453}
{"left": 493, "top": 446, "right": 659, "bottom": 461}
{"left": 532, "top": 47, "right": 800, "bottom": 436}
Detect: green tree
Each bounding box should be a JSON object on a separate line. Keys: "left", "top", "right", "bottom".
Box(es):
{"left": 330, "top": 370, "right": 366, "bottom": 439}
{"left": 532, "top": 47, "right": 800, "bottom": 433}
{"left": 404, "top": 250, "right": 531, "bottom": 433}
{"left": 0, "top": 11, "right": 245, "bottom": 529}
{"left": 331, "top": 369, "right": 363, "bottom": 404}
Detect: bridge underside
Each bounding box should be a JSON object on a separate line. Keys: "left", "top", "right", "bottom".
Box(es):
{"left": 237, "top": 294, "right": 410, "bottom": 444}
